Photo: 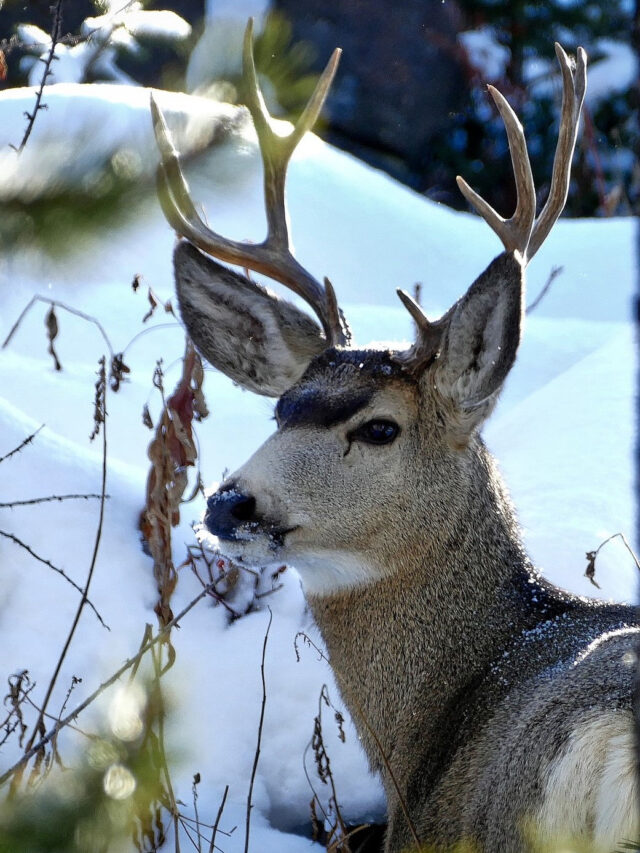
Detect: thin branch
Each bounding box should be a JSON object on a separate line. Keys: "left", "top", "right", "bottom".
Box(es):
{"left": 15, "top": 0, "right": 65, "bottom": 154}
{"left": 526, "top": 265, "right": 563, "bottom": 314}
{"left": 150, "top": 642, "right": 180, "bottom": 853}
{"left": 122, "top": 322, "right": 182, "bottom": 356}
{"left": 0, "top": 581, "right": 218, "bottom": 788}
{"left": 0, "top": 493, "right": 106, "bottom": 508}
{"left": 209, "top": 785, "right": 229, "bottom": 853}
{"left": 2, "top": 295, "right": 114, "bottom": 358}
{"left": 11, "top": 359, "right": 110, "bottom": 791}
{"left": 0, "top": 530, "right": 107, "bottom": 628}
{"left": 585, "top": 532, "right": 640, "bottom": 588}
{"left": 244, "top": 608, "right": 272, "bottom": 853}
{"left": 0, "top": 426, "right": 44, "bottom": 464}
{"left": 295, "top": 632, "right": 421, "bottom": 849}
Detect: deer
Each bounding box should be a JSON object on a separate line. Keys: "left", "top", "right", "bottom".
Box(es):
{"left": 151, "top": 22, "right": 639, "bottom": 853}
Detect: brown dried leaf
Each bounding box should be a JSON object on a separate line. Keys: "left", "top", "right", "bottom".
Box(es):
{"left": 584, "top": 550, "right": 601, "bottom": 589}
{"left": 140, "top": 340, "right": 208, "bottom": 628}
{"left": 143, "top": 289, "right": 159, "bottom": 323}
{"left": 142, "top": 404, "right": 154, "bottom": 430}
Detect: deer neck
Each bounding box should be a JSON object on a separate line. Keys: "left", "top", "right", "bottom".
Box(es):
{"left": 305, "top": 441, "right": 554, "bottom": 788}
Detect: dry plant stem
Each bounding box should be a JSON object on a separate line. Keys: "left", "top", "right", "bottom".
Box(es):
{"left": 0, "top": 426, "right": 44, "bottom": 464}
{"left": 526, "top": 265, "right": 563, "bottom": 314}
{"left": 295, "top": 632, "right": 421, "bottom": 849}
{"left": 10, "top": 381, "right": 109, "bottom": 793}
{"left": 2, "top": 295, "right": 114, "bottom": 357}
{"left": 0, "top": 493, "right": 105, "bottom": 507}
{"left": 209, "top": 785, "right": 229, "bottom": 853}
{"left": 15, "top": 0, "right": 64, "bottom": 153}
{"left": 191, "top": 775, "right": 202, "bottom": 853}
{"left": 588, "top": 533, "right": 640, "bottom": 579}
{"left": 244, "top": 608, "right": 273, "bottom": 853}
{"left": 0, "top": 529, "right": 107, "bottom": 627}
{"left": 305, "top": 685, "right": 355, "bottom": 852}
{"left": 0, "top": 581, "right": 218, "bottom": 788}
{"left": 150, "top": 643, "right": 181, "bottom": 853}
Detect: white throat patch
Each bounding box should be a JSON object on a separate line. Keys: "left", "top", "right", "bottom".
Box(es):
{"left": 289, "top": 549, "right": 383, "bottom": 596}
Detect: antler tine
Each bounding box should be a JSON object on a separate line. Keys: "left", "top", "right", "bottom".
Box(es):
{"left": 152, "top": 19, "right": 350, "bottom": 347}
{"left": 456, "top": 87, "right": 536, "bottom": 260}
{"left": 393, "top": 289, "right": 452, "bottom": 373}
{"left": 527, "top": 43, "right": 587, "bottom": 260}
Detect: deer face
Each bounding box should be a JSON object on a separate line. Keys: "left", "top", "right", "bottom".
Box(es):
{"left": 205, "top": 349, "right": 437, "bottom": 593}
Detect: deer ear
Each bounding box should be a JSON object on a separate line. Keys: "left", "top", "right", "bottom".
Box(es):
{"left": 173, "top": 241, "right": 327, "bottom": 397}
{"left": 433, "top": 252, "right": 525, "bottom": 447}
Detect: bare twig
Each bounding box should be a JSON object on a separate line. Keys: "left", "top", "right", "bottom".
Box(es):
{"left": 11, "top": 359, "right": 110, "bottom": 792}
{"left": 150, "top": 642, "right": 181, "bottom": 853}
{"left": 191, "top": 773, "right": 203, "bottom": 853}
{"left": 2, "top": 296, "right": 114, "bottom": 358}
{"left": 0, "top": 581, "right": 218, "bottom": 788}
{"left": 0, "top": 426, "right": 44, "bottom": 464}
{"left": 304, "top": 684, "right": 357, "bottom": 852}
{"left": 14, "top": 0, "right": 65, "bottom": 154}
{"left": 526, "top": 265, "right": 563, "bottom": 314}
{"left": 295, "top": 632, "right": 421, "bottom": 849}
{"left": 244, "top": 608, "right": 273, "bottom": 853}
{"left": 585, "top": 532, "right": 640, "bottom": 588}
{"left": 209, "top": 785, "right": 229, "bottom": 853}
{"left": 0, "top": 530, "right": 107, "bottom": 627}
{"left": 0, "top": 493, "right": 105, "bottom": 508}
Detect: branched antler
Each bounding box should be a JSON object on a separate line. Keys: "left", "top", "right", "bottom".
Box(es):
{"left": 396, "top": 43, "right": 587, "bottom": 374}
{"left": 456, "top": 43, "right": 587, "bottom": 264}
{"left": 151, "top": 18, "right": 350, "bottom": 346}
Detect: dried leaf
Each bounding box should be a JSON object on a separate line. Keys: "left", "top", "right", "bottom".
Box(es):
{"left": 584, "top": 550, "right": 601, "bottom": 589}
{"left": 140, "top": 340, "right": 209, "bottom": 628}
{"left": 143, "top": 289, "right": 159, "bottom": 323}
{"left": 89, "top": 357, "right": 107, "bottom": 441}
{"left": 45, "top": 305, "right": 62, "bottom": 371}
{"left": 110, "top": 352, "right": 130, "bottom": 391}
{"left": 132, "top": 273, "right": 142, "bottom": 292}
{"left": 142, "top": 404, "right": 154, "bottom": 430}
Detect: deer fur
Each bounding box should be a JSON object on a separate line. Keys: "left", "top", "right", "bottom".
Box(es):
{"left": 174, "top": 240, "right": 639, "bottom": 852}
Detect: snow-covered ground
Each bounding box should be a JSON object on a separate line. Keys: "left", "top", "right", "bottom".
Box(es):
{"left": 0, "top": 84, "right": 637, "bottom": 851}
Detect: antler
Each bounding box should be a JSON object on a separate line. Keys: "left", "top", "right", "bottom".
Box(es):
{"left": 456, "top": 43, "right": 587, "bottom": 264}
{"left": 151, "top": 19, "right": 350, "bottom": 347}
{"left": 395, "top": 44, "right": 586, "bottom": 374}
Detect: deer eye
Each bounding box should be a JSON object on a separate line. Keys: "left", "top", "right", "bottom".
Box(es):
{"left": 351, "top": 419, "right": 400, "bottom": 445}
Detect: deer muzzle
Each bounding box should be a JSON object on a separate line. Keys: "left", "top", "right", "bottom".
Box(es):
{"left": 205, "top": 483, "right": 258, "bottom": 541}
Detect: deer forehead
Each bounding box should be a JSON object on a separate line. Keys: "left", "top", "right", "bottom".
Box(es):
{"left": 274, "top": 348, "right": 420, "bottom": 431}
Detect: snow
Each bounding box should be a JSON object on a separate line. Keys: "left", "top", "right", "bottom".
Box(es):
{"left": 0, "top": 83, "right": 637, "bottom": 851}
{"left": 19, "top": 3, "right": 191, "bottom": 87}
{"left": 526, "top": 38, "right": 638, "bottom": 106}
{"left": 459, "top": 28, "right": 511, "bottom": 82}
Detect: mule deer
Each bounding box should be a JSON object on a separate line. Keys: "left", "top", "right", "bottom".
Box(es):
{"left": 152, "top": 23, "right": 639, "bottom": 852}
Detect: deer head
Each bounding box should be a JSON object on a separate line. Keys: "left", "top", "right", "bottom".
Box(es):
{"left": 151, "top": 24, "right": 586, "bottom": 596}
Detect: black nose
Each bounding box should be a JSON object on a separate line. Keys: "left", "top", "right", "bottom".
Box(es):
{"left": 205, "top": 483, "right": 257, "bottom": 539}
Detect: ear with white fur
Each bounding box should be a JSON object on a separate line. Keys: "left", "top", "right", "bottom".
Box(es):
{"left": 174, "top": 241, "right": 327, "bottom": 397}
{"left": 432, "top": 252, "right": 525, "bottom": 447}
